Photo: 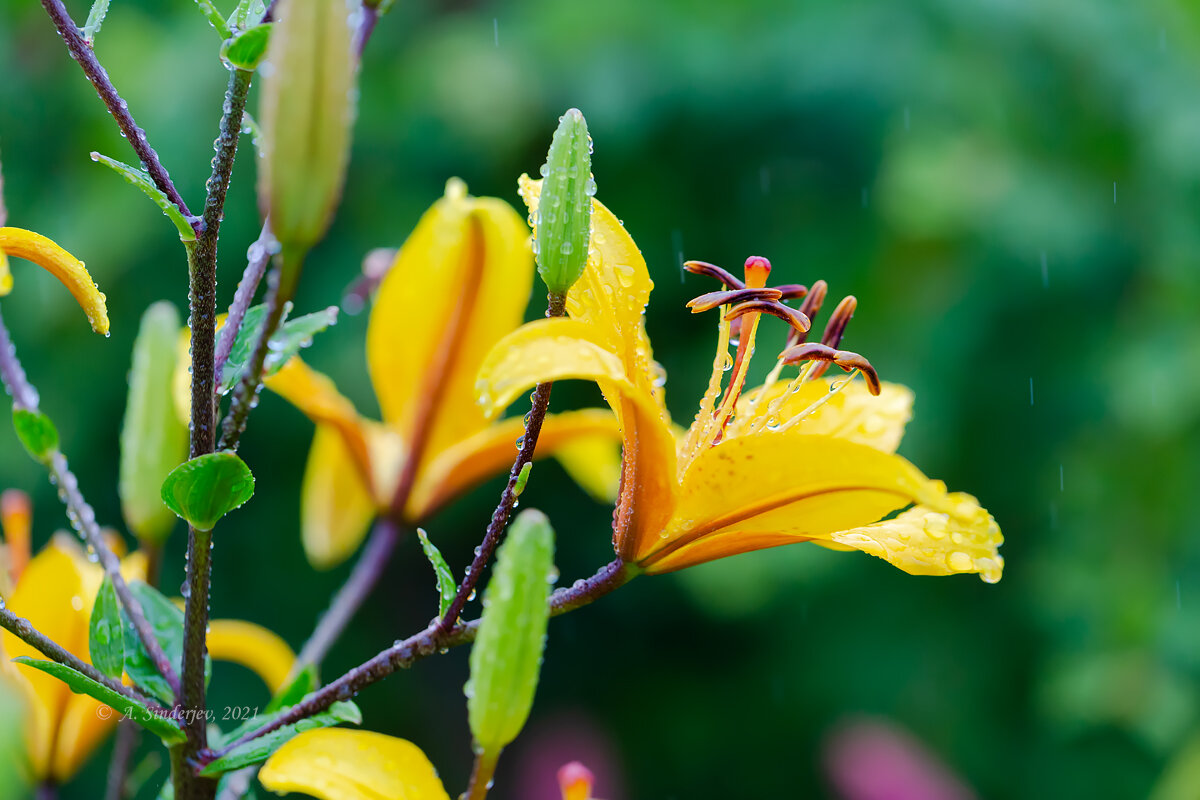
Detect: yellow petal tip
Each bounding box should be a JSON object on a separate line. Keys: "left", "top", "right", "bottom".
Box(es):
{"left": 0, "top": 228, "right": 110, "bottom": 335}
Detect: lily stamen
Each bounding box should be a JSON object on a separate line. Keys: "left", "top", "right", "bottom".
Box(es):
{"left": 683, "top": 259, "right": 745, "bottom": 289}
{"left": 779, "top": 341, "right": 881, "bottom": 395}
{"left": 686, "top": 286, "right": 782, "bottom": 314}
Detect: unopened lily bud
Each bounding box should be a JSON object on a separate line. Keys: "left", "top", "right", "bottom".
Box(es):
{"left": 466, "top": 509, "right": 555, "bottom": 756}
{"left": 258, "top": 0, "right": 359, "bottom": 258}
{"left": 120, "top": 302, "right": 188, "bottom": 545}
{"left": 533, "top": 108, "right": 594, "bottom": 295}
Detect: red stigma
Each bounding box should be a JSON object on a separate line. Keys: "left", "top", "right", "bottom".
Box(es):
{"left": 743, "top": 256, "right": 771, "bottom": 289}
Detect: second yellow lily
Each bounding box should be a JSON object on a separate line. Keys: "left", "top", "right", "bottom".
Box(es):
{"left": 266, "top": 180, "right": 618, "bottom": 568}
{"left": 476, "top": 177, "right": 1004, "bottom": 580}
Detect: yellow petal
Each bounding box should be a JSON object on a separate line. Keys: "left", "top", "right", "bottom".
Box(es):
{"left": 641, "top": 432, "right": 1002, "bottom": 577}
{"left": 409, "top": 409, "right": 619, "bottom": 519}
{"left": 551, "top": 431, "right": 623, "bottom": 505}
{"left": 259, "top": 729, "right": 451, "bottom": 800}
{"left": 266, "top": 358, "right": 375, "bottom": 485}
{"left": 476, "top": 317, "right": 678, "bottom": 560}
{"left": 0, "top": 250, "right": 11, "bottom": 296}
{"left": 301, "top": 425, "right": 379, "bottom": 570}
{"left": 828, "top": 494, "right": 1003, "bottom": 582}
{"left": 2, "top": 544, "right": 89, "bottom": 777}
{"left": 733, "top": 378, "right": 914, "bottom": 453}
{"left": 475, "top": 318, "right": 631, "bottom": 419}
{"left": 207, "top": 620, "right": 297, "bottom": 693}
{"left": 1, "top": 489, "right": 32, "bottom": 584}
{"left": 50, "top": 691, "right": 113, "bottom": 782}
{"left": 367, "top": 181, "right": 533, "bottom": 461}
{"left": 0, "top": 227, "right": 109, "bottom": 335}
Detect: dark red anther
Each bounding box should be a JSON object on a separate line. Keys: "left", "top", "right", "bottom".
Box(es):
{"left": 687, "top": 286, "right": 783, "bottom": 314}
{"left": 684, "top": 260, "right": 745, "bottom": 290}
{"left": 820, "top": 295, "right": 857, "bottom": 349}
{"left": 725, "top": 299, "right": 811, "bottom": 333}
{"left": 774, "top": 283, "right": 808, "bottom": 300}
{"left": 779, "top": 341, "right": 881, "bottom": 395}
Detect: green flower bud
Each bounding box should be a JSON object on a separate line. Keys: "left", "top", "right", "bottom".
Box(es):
{"left": 257, "top": 0, "right": 359, "bottom": 254}
{"left": 466, "top": 509, "right": 555, "bottom": 756}
{"left": 119, "top": 302, "right": 188, "bottom": 544}
{"left": 534, "top": 108, "right": 594, "bottom": 295}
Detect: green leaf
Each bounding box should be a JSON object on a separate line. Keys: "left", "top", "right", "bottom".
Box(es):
{"left": 11, "top": 658, "right": 185, "bottom": 743}
{"left": 193, "top": 0, "right": 233, "bottom": 38}
{"left": 217, "top": 304, "right": 338, "bottom": 394}
{"left": 90, "top": 153, "right": 196, "bottom": 242}
{"left": 121, "top": 581, "right": 210, "bottom": 704}
{"left": 12, "top": 407, "right": 59, "bottom": 463}
{"left": 417, "top": 529, "right": 456, "bottom": 618}
{"left": 120, "top": 302, "right": 188, "bottom": 545}
{"left": 228, "top": 0, "right": 267, "bottom": 31}
{"left": 513, "top": 462, "right": 533, "bottom": 497}
{"left": 467, "top": 509, "right": 555, "bottom": 755}
{"left": 221, "top": 24, "right": 272, "bottom": 71}
{"left": 160, "top": 451, "right": 255, "bottom": 532}
{"left": 198, "top": 700, "right": 361, "bottom": 777}
{"left": 265, "top": 664, "right": 319, "bottom": 714}
{"left": 88, "top": 576, "right": 125, "bottom": 679}
{"left": 81, "top": 0, "right": 111, "bottom": 44}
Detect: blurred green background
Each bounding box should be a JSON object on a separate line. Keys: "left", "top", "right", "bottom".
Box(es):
{"left": 3, "top": 0, "right": 1200, "bottom": 797}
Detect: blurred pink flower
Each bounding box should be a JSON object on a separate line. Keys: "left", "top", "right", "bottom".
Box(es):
{"left": 824, "top": 716, "right": 977, "bottom": 800}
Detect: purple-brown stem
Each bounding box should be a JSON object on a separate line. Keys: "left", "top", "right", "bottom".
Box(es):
{"left": 38, "top": 0, "right": 196, "bottom": 230}
{"left": 0, "top": 603, "right": 166, "bottom": 712}
{"left": 213, "top": 224, "right": 276, "bottom": 382}
{"left": 436, "top": 291, "right": 567, "bottom": 635}
{"left": 463, "top": 750, "right": 500, "bottom": 800}
{"left": 103, "top": 721, "right": 140, "bottom": 800}
{"left": 293, "top": 517, "right": 403, "bottom": 671}
{"left": 0, "top": 309, "right": 181, "bottom": 696}
{"left": 198, "top": 558, "right": 635, "bottom": 767}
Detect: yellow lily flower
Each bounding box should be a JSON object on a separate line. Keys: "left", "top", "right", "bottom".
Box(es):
{"left": 0, "top": 491, "right": 296, "bottom": 783}
{"left": 476, "top": 177, "right": 1003, "bottom": 580}
{"left": 259, "top": 729, "right": 450, "bottom": 800}
{"left": 0, "top": 227, "right": 109, "bottom": 335}
{"left": 266, "top": 179, "right": 619, "bottom": 568}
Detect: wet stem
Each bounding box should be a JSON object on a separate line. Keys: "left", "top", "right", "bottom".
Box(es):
{"left": 176, "top": 66, "right": 254, "bottom": 800}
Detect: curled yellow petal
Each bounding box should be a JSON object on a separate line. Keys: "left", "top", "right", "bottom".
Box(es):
{"left": 259, "top": 729, "right": 451, "bottom": 800}
{"left": 0, "top": 228, "right": 109, "bottom": 335}
{"left": 207, "top": 619, "right": 296, "bottom": 693}
{"left": 0, "top": 250, "right": 11, "bottom": 296}
{"left": 300, "top": 424, "right": 378, "bottom": 570}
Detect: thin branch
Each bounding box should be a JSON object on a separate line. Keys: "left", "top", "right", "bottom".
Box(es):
{"left": 436, "top": 291, "right": 567, "bottom": 634}
{"left": 213, "top": 224, "right": 275, "bottom": 381}
{"left": 104, "top": 721, "right": 140, "bottom": 800}
{"left": 463, "top": 750, "right": 499, "bottom": 800}
{"left": 199, "top": 558, "right": 634, "bottom": 767}
{"left": 177, "top": 67, "right": 254, "bottom": 796}
{"left": 293, "top": 517, "right": 402, "bottom": 672}
{"left": 0, "top": 308, "right": 181, "bottom": 696}
{"left": 0, "top": 604, "right": 166, "bottom": 712}
{"left": 38, "top": 0, "right": 196, "bottom": 229}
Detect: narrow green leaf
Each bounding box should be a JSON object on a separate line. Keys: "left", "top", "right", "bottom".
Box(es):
{"left": 229, "top": 0, "right": 267, "bottom": 31}
{"left": 12, "top": 658, "right": 185, "bottom": 743}
{"left": 198, "top": 700, "right": 361, "bottom": 777}
{"left": 513, "top": 462, "right": 533, "bottom": 496}
{"left": 120, "top": 302, "right": 188, "bottom": 545}
{"left": 88, "top": 576, "right": 125, "bottom": 679}
{"left": 90, "top": 153, "right": 196, "bottom": 242}
{"left": 81, "top": 0, "right": 112, "bottom": 44}
{"left": 12, "top": 408, "right": 59, "bottom": 464}
{"left": 160, "top": 451, "right": 255, "bottom": 532}
{"left": 217, "top": 304, "right": 338, "bottom": 394}
{"left": 417, "top": 529, "right": 456, "bottom": 618}
{"left": 121, "top": 581, "right": 210, "bottom": 704}
{"left": 467, "top": 509, "right": 555, "bottom": 755}
{"left": 264, "top": 664, "right": 319, "bottom": 714}
{"left": 221, "top": 24, "right": 272, "bottom": 71}
{"left": 193, "top": 0, "right": 233, "bottom": 38}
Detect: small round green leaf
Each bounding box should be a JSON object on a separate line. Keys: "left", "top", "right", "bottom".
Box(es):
{"left": 221, "top": 24, "right": 273, "bottom": 71}
{"left": 160, "top": 451, "right": 255, "bottom": 532}
{"left": 12, "top": 408, "right": 59, "bottom": 463}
